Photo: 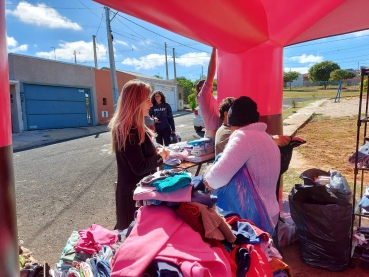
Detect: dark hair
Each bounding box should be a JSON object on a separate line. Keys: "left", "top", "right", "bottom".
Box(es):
{"left": 228, "top": 96, "right": 260, "bottom": 127}
{"left": 151, "top": 90, "right": 166, "bottom": 105}
{"left": 219, "top": 97, "right": 235, "bottom": 120}
{"left": 195, "top": 80, "right": 205, "bottom": 93}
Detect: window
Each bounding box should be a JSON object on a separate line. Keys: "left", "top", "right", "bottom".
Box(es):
{"left": 103, "top": 98, "right": 107, "bottom": 105}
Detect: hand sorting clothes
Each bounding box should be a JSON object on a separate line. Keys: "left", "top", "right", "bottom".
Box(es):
{"left": 163, "top": 139, "right": 215, "bottom": 166}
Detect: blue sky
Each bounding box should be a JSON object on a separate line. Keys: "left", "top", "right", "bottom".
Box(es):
{"left": 5, "top": 0, "right": 369, "bottom": 81}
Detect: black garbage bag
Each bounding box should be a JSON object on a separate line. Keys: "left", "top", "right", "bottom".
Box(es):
{"left": 289, "top": 184, "right": 352, "bottom": 272}
{"left": 300, "top": 168, "right": 352, "bottom": 202}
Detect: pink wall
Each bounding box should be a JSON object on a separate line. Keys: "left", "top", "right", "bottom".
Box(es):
{"left": 94, "top": 69, "right": 135, "bottom": 124}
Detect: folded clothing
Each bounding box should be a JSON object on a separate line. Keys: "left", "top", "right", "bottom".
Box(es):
{"left": 138, "top": 168, "right": 185, "bottom": 187}
{"left": 74, "top": 224, "right": 118, "bottom": 254}
{"left": 185, "top": 153, "right": 215, "bottom": 163}
{"left": 152, "top": 171, "right": 191, "bottom": 192}
{"left": 133, "top": 185, "right": 192, "bottom": 202}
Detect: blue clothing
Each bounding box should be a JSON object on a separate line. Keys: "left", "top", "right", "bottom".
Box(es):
{"left": 150, "top": 103, "right": 175, "bottom": 131}
{"left": 152, "top": 172, "right": 191, "bottom": 192}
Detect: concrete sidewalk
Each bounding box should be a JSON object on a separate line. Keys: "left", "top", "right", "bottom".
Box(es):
{"left": 11, "top": 101, "right": 325, "bottom": 152}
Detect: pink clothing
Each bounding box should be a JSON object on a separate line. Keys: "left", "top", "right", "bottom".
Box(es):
{"left": 206, "top": 123, "right": 281, "bottom": 229}
{"left": 133, "top": 185, "right": 192, "bottom": 202}
{"left": 74, "top": 224, "right": 118, "bottom": 254}
{"left": 111, "top": 205, "right": 232, "bottom": 277}
{"left": 196, "top": 81, "right": 220, "bottom": 133}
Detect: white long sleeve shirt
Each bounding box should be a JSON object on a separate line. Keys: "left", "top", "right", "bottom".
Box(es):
{"left": 205, "top": 122, "right": 281, "bottom": 225}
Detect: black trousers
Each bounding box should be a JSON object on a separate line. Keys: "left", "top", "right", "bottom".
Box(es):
{"left": 156, "top": 126, "right": 171, "bottom": 146}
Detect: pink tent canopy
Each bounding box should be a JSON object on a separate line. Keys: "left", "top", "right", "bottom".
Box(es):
{"left": 94, "top": 0, "right": 369, "bottom": 133}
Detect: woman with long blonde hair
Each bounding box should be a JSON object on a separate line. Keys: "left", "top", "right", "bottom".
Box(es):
{"left": 109, "top": 79, "right": 169, "bottom": 230}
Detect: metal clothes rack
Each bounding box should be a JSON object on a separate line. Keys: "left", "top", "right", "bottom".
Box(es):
{"left": 350, "top": 67, "right": 369, "bottom": 266}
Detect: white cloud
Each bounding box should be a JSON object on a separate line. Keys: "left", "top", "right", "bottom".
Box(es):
{"left": 122, "top": 53, "right": 166, "bottom": 70}
{"left": 7, "top": 35, "right": 28, "bottom": 53}
{"left": 7, "top": 35, "right": 17, "bottom": 47}
{"left": 284, "top": 67, "right": 309, "bottom": 74}
{"left": 131, "top": 45, "right": 138, "bottom": 50}
{"left": 114, "top": 40, "right": 128, "bottom": 46}
{"left": 6, "top": 1, "right": 82, "bottom": 30}
{"left": 175, "top": 52, "right": 210, "bottom": 67}
{"left": 353, "top": 30, "right": 369, "bottom": 37}
{"left": 36, "top": 40, "right": 107, "bottom": 62}
{"left": 121, "top": 51, "right": 210, "bottom": 70}
{"left": 289, "top": 54, "right": 323, "bottom": 64}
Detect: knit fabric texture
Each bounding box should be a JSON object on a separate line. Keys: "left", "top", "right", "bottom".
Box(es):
{"left": 152, "top": 172, "right": 191, "bottom": 192}
{"left": 189, "top": 202, "right": 236, "bottom": 243}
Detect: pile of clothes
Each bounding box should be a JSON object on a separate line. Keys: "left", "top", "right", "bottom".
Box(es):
{"left": 52, "top": 169, "right": 291, "bottom": 276}
{"left": 164, "top": 139, "right": 215, "bottom": 166}
{"left": 111, "top": 169, "right": 291, "bottom": 277}
{"left": 50, "top": 224, "right": 122, "bottom": 276}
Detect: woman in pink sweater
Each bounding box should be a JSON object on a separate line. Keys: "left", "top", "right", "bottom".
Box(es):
{"left": 205, "top": 96, "right": 281, "bottom": 233}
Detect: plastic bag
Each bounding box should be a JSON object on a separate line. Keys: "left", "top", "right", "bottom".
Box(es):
{"left": 278, "top": 196, "right": 298, "bottom": 247}
{"left": 289, "top": 184, "right": 352, "bottom": 271}
{"left": 300, "top": 168, "right": 352, "bottom": 202}
{"left": 212, "top": 164, "right": 276, "bottom": 235}
{"left": 329, "top": 170, "right": 352, "bottom": 202}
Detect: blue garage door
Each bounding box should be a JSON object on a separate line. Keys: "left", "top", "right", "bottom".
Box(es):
{"left": 24, "top": 84, "right": 91, "bottom": 130}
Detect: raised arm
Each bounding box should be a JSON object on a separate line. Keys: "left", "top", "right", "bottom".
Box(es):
{"left": 206, "top": 48, "right": 217, "bottom": 84}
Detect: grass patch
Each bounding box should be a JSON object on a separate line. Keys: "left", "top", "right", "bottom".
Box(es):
{"left": 295, "top": 115, "right": 356, "bottom": 182}
{"left": 283, "top": 170, "right": 302, "bottom": 193}
{"left": 282, "top": 99, "right": 315, "bottom": 120}
{"left": 283, "top": 86, "right": 360, "bottom": 99}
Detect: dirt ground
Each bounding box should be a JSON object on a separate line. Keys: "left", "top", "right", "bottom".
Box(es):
{"left": 288, "top": 96, "right": 363, "bottom": 182}
{"left": 283, "top": 96, "right": 369, "bottom": 276}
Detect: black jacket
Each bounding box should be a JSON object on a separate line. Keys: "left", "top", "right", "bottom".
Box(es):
{"left": 149, "top": 103, "right": 175, "bottom": 131}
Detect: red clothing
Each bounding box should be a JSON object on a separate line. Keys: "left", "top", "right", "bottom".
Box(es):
{"left": 111, "top": 205, "right": 231, "bottom": 277}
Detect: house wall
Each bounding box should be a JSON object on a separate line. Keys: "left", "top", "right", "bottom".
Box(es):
{"left": 94, "top": 69, "right": 135, "bottom": 124}
{"left": 8, "top": 54, "right": 98, "bottom": 126}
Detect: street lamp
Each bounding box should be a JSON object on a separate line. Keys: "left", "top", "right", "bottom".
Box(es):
{"left": 50, "top": 47, "right": 56, "bottom": 60}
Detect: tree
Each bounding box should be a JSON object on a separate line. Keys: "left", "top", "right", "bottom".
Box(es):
{"left": 153, "top": 74, "right": 163, "bottom": 79}
{"left": 308, "top": 61, "right": 340, "bottom": 89}
{"left": 329, "top": 69, "right": 356, "bottom": 82}
{"left": 283, "top": 71, "right": 300, "bottom": 90}
{"left": 176, "top": 76, "right": 194, "bottom": 104}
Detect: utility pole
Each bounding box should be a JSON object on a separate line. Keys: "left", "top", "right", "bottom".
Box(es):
{"left": 164, "top": 42, "right": 169, "bottom": 80}
{"left": 74, "top": 50, "right": 77, "bottom": 64}
{"left": 105, "top": 6, "right": 119, "bottom": 108}
{"left": 50, "top": 47, "right": 56, "bottom": 60}
{"left": 201, "top": 66, "right": 203, "bottom": 78}
{"left": 172, "top": 48, "right": 177, "bottom": 80}
{"left": 92, "top": 35, "right": 98, "bottom": 69}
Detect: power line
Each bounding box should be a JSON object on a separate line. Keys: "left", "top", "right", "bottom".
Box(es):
{"left": 95, "top": 12, "right": 104, "bottom": 37}
{"left": 287, "top": 33, "right": 369, "bottom": 48}
{"left": 117, "top": 14, "right": 209, "bottom": 53}
{"left": 77, "top": 0, "right": 102, "bottom": 20}
{"left": 5, "top": 3, "right": 101, "bottom": 9}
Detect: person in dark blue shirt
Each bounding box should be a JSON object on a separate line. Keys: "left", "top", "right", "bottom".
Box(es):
{"left": 149, "top": 91, "right": 176, "bottom": 146}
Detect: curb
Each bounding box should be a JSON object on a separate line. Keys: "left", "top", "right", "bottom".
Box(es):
{"left": 13, "top": 130, "right": 109, "bottom": 153}
{"left": 288, "top": 114, "right": 314, "bottom": 137}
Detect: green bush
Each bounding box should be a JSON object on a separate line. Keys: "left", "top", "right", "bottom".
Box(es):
{"left": 188, "top": 92, "right": 197, "bottom": 110}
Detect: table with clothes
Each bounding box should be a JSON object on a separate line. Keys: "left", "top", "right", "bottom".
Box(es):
{"left": 52, "top": 168, "right": 292, "bottom": 277}
{"left": 163, "top": 139, "right": 215, "bottom": 176}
